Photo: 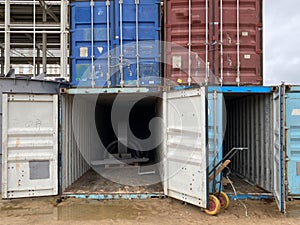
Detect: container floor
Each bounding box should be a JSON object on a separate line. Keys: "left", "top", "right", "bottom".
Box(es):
{"left": 223, "top": 173, "right": 269, "bottom": 194}
{"left": 64, "top": 168, "right": 163, "bottom": 195}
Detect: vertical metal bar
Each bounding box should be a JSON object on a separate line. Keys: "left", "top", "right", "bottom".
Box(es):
{"left": 53, "top": 95, "right": 59, "bottom": 195}
{"left": 187, "top": 0, "right": 192, "bottom": 86}
{"left": 281, "top": 84, "right": 287, "bottom": 211}
{"left": 33, "top": 1, "right": 36, "bottom": 77}
{"left": 212, "top": 91, "right": 217, "bottom": 192}
{"left": 60, "top": 0, "right": 68, "bottom": 78}
{"left": 90, "top": 0, "right": 95, "bottom": 88}
{"left": 37, "top": 49, "right": 40, "bottom": 75}
{"left": 106, "top": 0, "right": 111, "bottom": 87}
{"left": 240, "top": 98, "right": 244, "bottom": 176}
{"left": 260, "top": 95, "right": 265, "bottom": 187}
{"left": 68, "top": 96, "right": 72, "bottom": 187}
{"left": 42, "top": 6, "right": 47, "bottom": 74}
{"left": 2, "top": 94, "right": 8, "bottom": 198}
{"left": 236, "top": 0, "right": 240, "bottom": 85}
{"left": 135, "top": 0, "right": 140, "bottom": 87}
{"left": 246, "top": 96, "right": 251, "bottom": 181}
{"left": 62, "top": 95, "right": 67, "bottom": 192}
{"left": 266, "top": 95, "right": 271, "bottom": 190}
{"left": 205, "top": 0, "right": 208, "bottom": 84}
{"left": 119, "top": 0, "right": 124, "bottom": 87}
{"left": 220, "top": 0, "right": 223, "bottom": 85}
{"left": 162, "top": 92, "right": 168, "bottom": 195}
{"left": 250, "top": 96, "right": 255, "bottom": 182}
{"left": 255, "top": 95, "right": 259, "bottom": 184}
{"left": 238, "top": 100, "right": 242, "bottom": 173}
{"left": 1, "top": 48, "right": 3, "bottom": 74}
{"left": 4, "top": 0, "right": 10, "bottom": 75}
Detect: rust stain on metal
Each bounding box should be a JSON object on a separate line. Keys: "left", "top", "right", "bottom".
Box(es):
{"left": 16, "top": 138, "right": 20, "bottom": 148}
{"left": 297, "top": 162, "right": 300, "bottom": 176}
{"left": 15, "top": 156, "right": 20, "bottom": 170}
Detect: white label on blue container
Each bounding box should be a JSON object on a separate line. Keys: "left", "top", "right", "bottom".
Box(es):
{"left": 149, "top": 80, "right": 154, "bottom": 84}
{"left": 80, "top": 47, "right": 88, "bottom": 57}
{"left": 292, "top": 109, "right": 300, "bottom": 116}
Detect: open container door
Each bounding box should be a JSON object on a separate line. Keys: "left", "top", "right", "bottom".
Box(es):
{"left": 207, "top": 90, "right": 224, "bottom": 193}
{"left": 2, "top": 94, "right": 58, "bottom": 198}
{"left": 163, "top": 88, "right": 207, "bottom": 208}
{"left": 273, "top": 86, "right": 287, "bottom": 213}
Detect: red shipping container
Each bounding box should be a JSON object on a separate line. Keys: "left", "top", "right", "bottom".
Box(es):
{"left": 164, "top": 0, "right": 263, "bottom": 86}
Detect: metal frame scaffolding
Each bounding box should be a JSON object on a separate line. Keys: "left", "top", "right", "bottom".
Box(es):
{"left": 0, "top": 0, "right": 68, "bottom": 78}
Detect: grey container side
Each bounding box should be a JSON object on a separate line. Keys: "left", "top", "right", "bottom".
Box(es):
{"left": 0, "top": 77, "right": 66, "bottom": 193}
{"left": 224, "top": 93, "right": 274, "bottom": 192}
{"left": 61, "top": 94, "right": 91, "bottom": 192}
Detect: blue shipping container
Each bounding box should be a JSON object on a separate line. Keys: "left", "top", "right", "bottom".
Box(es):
{"left": 70, "top": 0, "right": 161, "bottom": 88}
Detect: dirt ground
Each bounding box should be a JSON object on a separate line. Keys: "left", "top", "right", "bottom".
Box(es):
{"left": 0, "top": 196, "right": 300, "bottom": 225}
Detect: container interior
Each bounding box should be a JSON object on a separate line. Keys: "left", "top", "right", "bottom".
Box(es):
{"left": 61, "top": 93, "right": 164, "bottom": 195}
{"left": 221, "top": 92, "right": 274, "bottom": 194}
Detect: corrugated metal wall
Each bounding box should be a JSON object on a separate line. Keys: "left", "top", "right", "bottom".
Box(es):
{"left": 225, "top": 93, "right": 273, "bottom": 191}
{"left": 0, "top": 78, "right": 64, "bottom": 192}
{"left": 70, "top": 0, "right": 161, "bottom": 87}
{"left": 165, "top": 0, "right": 263, "bottom": 85}
{"left": 61, "top": 94, "right": 91, "bottom": 192}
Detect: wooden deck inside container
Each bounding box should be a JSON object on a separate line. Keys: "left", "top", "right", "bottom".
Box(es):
{"left": 64, "top": 167, "right": 163, "bottom": 195}
{"left": 223, "top": 173, "right": 269, "bottom": 194}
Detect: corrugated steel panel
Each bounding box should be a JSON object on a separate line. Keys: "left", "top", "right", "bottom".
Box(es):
{"left": 207, "top": 91, "right": 224, "bottom": 192}
{"left": 0, "top": 78, "right": 64, "bottom": 193}
{"left": 285, "top": 88, "right": 300, "bottom": 196}
{"left": 61, "top": 94, "right": 90, "bottom": 192}
{"left": 2, "top": 94, "right": 58, "bottom": 198}
{"left": 163, "top": 88, "right": 207, "bottom": 208}
{"left": 273, "top": 87, "right": 286, "bottom": 212}
{"left": 70, "top": 0, "right": 161, "bottom": 88}
{"left": 224, "top": 93, "right": 273, "bottom": 191}
{"left": 165, "top": 0, "right": 262, "bottom": 85}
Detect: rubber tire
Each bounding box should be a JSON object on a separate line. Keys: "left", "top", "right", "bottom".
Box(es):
{"left": 204, "top": 195, "right": 221, "bottom": 216}
{"left": 214, "top": 192, "right": 230, "bottom": 209}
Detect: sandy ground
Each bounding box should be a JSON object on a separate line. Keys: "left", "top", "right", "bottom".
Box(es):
{"left": 0, "top": 196, "right": 300, "bottom": 225}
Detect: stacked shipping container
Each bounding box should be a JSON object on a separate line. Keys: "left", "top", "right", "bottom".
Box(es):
{"left": 165, "top": 0, "right": 262, "bottom": 85}
{"left": 70, "top": 0, "right": 161, "bottom": 87}
{"left": 70, "top": 0, "right": 262, "bottom": 87}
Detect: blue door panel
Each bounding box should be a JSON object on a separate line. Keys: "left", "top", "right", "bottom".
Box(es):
{"left": 71, "top": 0, "right": 161, "bottom": 87}
{"left": 286, "top": 91, "right": 300, "bottom": 195}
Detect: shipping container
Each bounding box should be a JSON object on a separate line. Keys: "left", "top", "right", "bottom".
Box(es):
{"left": 60, "top": 89, "right": 210, "bottom": 210}
{"left": 59, "top": 89, "right": 222, "bottom": 200}
{"left": 165, "top": 0, "right": 263, "bottom": 86}
{"left": 58, "top": 87, "right": 287, "bottom": 213}
{"left": 70, "top": 0, "right": 161, "bottom": 88}
{"left": 208, "top": 85, "right": 286, "bottom": 213}
{"left": 0, "top": 77, "right": 65, "bottom": 193}
{"left": 1, "top": 85, "right": 290, "bottom": 214}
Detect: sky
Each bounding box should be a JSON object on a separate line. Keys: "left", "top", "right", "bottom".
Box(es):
{"left": 264, "top": 0, "right": 300, "bottom": 85}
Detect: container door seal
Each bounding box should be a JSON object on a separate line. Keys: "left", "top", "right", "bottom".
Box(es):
{"left": 207, "top": 90, "right": 224, "bottom": 193}
{"left": 2, "top": 94, "right": 58, "bottom": 198}
{"left": 273, "top": 86, "right": 287, "bottom": 213}
{"left": 163, "top": 88, "right": 207, "bottom": 208}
